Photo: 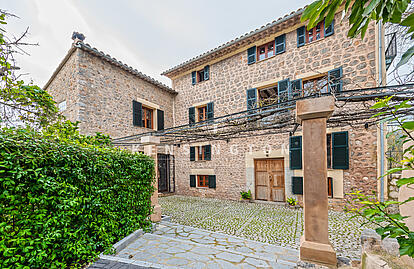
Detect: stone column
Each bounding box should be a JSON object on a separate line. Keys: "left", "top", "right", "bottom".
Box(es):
{"left": 296, "top": 96, "right": 337, "bottom": 267}
{"left": 141, "top": 136, "right": 161, "bottom": 222}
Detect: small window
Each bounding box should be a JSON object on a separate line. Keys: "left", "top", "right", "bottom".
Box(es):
{"left": 58, "top": 101, "right": 67, "bottom": 112}
{"left": 327, "top": 177, "right": 333, "bottom": 198}
{"left": 141, "top": 106, "right": 154, "bottom": 129}
{"left": 306, "top": 21, "right": 324, "bottom": 43}
{"left": 197, "top": 70, "right": 205, "bottom": 83}
{"left": 197, "top": 146, "right": 205, "bottom": 161}
{"left": 194, "top": 145, "right": 211, "bottom": 161}
{"left": 197, "top": 175, "right": 209, "bottom": 188}
{"left": 257, "top": 41, "right": 275, "bottom": 61}
{"left": 258, "top": 86, "right": 278, "bottom": 107}
{"left": 197, "top": 105, "right": 207, "bottom": 122}
{"left": 302, "top": 76, "right": 328, "bottom": 97}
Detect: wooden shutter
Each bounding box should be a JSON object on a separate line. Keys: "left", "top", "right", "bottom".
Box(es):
{"left": 297, "top": 26, "right": 306, "bottom": 47}
{"left": 189, "top": 107, "right": 195, "bottom": 124}
{"left": 246, "top": 88, "right": 257, "bottom": 110}
{"left": 157, "top": 109, "right": 164, "bottom": 131}
{"left": 190, "top": 146, "right": 195, "bottom": 161}
{"left": 275, "top": 34, "right": 286, "bottom": 54}
{"left": 204, "top": 145, "right": 211, "bottom": 161}
{"left": 292, "top": 177, "right": 303, "bottom": 195}
{"left": 324, "top": 19, "right": 334, "bottom": 37}
{"left": 192, "top": 71, "right": 197, "bottom": 85}
{"left": 247, "top": 46, "right": 256, "bottom": 64}
{"left": 289, "top": 136, "right": 302, "bottom": 169}
{"left": 332, "top": 131, "right": 349, "bottom": 169}
{"left": 291, "top": 79, "right": 302, "bottom": 99}
{"left": 277, "top": 79, "right": 290, "bottom": 103}
{"left": 132, "top": 100, "right": 142, "bottom": 127}
{"left": 207, "top": 102, "right": 214, "bottom": 120}
{"left": 328, "top": 67, "right": 343, "bottom": 92}
{"left": 208, "top": 175, "right": 216, "bottom": 189}
{"left": 190, "top": 175, "right": 196, "bottom": 187}
{"left": 204, "top": 65, "right": 210, "bottom": 81}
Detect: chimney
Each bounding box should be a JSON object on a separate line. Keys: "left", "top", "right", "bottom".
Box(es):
{"left": 71, "top": 32, "right": 85, "bottom": 44}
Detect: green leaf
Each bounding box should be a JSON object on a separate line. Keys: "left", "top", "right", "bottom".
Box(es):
{"left": 402, "top": 121, "right": 414, "bottom": 130}
{"left": 362, "top": 0, "right": 381, "bottom": 17}
{"left": 396, "top": 44, "right": 414, "bottom": 69}
{"left": 396, "top": 177, "right": 414, "bottom": 187}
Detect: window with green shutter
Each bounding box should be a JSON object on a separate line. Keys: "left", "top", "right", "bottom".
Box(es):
{"left": 192, "top": 71, "right": 197, "bottom": 85}
{"left": 291, "top": 79, "right": 302, "bottom": 99}
{"left": 204, "top": 145, "right": 212, "bottom": 161}
{"left": 332, "top": 131, "right": 349, "bottom": 169}
{"left": 190, "top": 146, "right": 195, "bottom": 161}
{"left": 204, "top": 65, "right": 210, "bottom": 81}
{"left": 247, "top": 46, "right": 256, "bottom": 64}
{"left": 297, "top": 26, "right": 306, "bottom": 47}
{"left": 289, "top": 136, "right": 302, "bottom": 170}
{"left": 292, "top": 176, "right": 303, "bottom": 195}
{"left": 278, "top": 79, "right": 290, "bottom": 103}
{"left": 275, "top": 34, "right": 286, "bottom": 55}
{"left": 246, "top": 88, "right": 257, "bottom": 110}
{"left": 324, "top": 19, "right": 334, "bottom": 37}
{"left": 132, "top": 100, "right": 142, "bottom": 127}
{"left": 208, "top": 175, "right": 216, "bottom": 189}
{"left": 190, "top": 175, "right": 196, "bottom": 187}
{"left": 157, "top": 109, "right": 164, "bottom": 131}
{"left": 328, "top": 67, "right": 343, "bottom": 92}
{"left": 207, "top": 102, "right": 214, "bottom": 120}
{"left": 189, "top": 107, "right": 195, "bottom": 124}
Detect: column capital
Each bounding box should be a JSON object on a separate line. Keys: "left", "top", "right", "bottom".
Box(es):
{"left": 141, "top": 136, "right": 160, "bottom": 145}
{"left": 296, "top": 96, "right": 335, "bottom": 123}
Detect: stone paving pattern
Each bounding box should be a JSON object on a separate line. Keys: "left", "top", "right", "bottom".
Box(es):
{"left": 117, "top": 221, "right": 299, "bottom": 268}
{"left": 159, "top": 195, "right": 376, "bottom": 260}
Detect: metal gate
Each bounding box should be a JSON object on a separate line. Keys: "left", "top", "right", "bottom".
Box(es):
{"left": 157, "top": 154, "right": 175, "bottom": 193}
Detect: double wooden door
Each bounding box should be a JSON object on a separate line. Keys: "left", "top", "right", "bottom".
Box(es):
{"left": 255, "top": 159, "right": 285, "bottom": 202}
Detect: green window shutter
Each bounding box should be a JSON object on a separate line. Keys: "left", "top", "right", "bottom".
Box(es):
{"left": 204, "top": 145, "right": 211, "bottom": 161}
{"left": 324, "top": 19, "right": 334, "bottom": 37}
{"left": 247, "top": 46, "right": 256, "bottom": 64}
{"left": 192, "top": 71, "right": 197, "bottom": 85}
{"left": 278, "top": 79, "right": 290, "bottom": 102}
{"left": 297, "top": 26, "right": 306, "bottom": 47}
{"left": 132, "top": 100, "right": 142, "bottom": 127}
{"left": 275, "top": 34, "right": 286, "bottom": 54}
{"left": 157, "top": 109, "right": 164, "bottom": 131}
{"left": 208, "top": 175, "right": 216, "bottom": 189}
{"left": 328, "top": 67, "right": 343, "bottom": 92}
{"left": 291, "top": 79, "right": 302, "bottom": 99}
{"left": 189, "top": 107, "right": 195, "bottom": 124}
{"left": 332, "top": 131, "right": 349, "bottom": 169}
{"left": 190, "top": 146, "right": 195, "bottom": 161}
{"left": 290, "top": 136, "right": 302, "bottom": 169}
{"left": 292, "top": 176, "right": 303, "bottom": 195}
{"left": 207, "top": 102, "right": 214, "bottom": 120}
{"left": 190, "top": 175, "right": 196, "bottom": 187}
{"left": 204, "top": 65, "right": 210, "bottom": 81}
{"left": 246, "top": 88, "right": 257, "bottom": 110}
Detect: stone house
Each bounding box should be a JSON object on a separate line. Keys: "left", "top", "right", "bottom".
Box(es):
{"left": 46, "top": 6, "right": 388, "bottom": 208}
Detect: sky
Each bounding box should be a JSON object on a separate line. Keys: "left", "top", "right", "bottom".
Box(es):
{"left": 3, "top": 0, "right": 311, "bottom": 87}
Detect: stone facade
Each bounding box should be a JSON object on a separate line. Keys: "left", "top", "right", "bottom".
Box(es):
{"left": 45, "top": 9, "right": 384, "bottom": 209}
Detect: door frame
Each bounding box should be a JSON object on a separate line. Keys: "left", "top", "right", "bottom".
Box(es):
{"left": 254, "top": 158, "right": 285, "bottom": 202}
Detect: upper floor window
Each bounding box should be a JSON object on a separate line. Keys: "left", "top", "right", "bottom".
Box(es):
{"left": 197, "top": 105, "right": 207, "bottom": 122}
{"left": 192, "top": 65, "right": 210, "bottom": 85}
{"left": 258, "top": 41, "right": 274, "bottom": 61}
{"left": 190, "top": 145, "right": 212, "bottom": 161}
{"left": 142, "top": 106, "right": 154, "bottom": 129}
{"left": 297, "top": 19, "right": 334, "bottom": 47}
{"left": 247, "top": 34, "right": 285, "bottom": 64}
{"left": 189, "top": 102, "right": 214, "bottom": 124}
{"left": 132, "top": 100, "right": 164, "bottom": 130}
{"left": 58, "top": 100, "right": 67, "bottom": 112}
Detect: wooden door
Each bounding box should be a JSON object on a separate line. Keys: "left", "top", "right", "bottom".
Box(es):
{"left": 254, "top": 159, "right": 285, "bottom": 202}
{"left": 157, "top": 154, "right": 170, "bottom": 193}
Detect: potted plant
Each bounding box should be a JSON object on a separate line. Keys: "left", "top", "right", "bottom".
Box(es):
{"left": 240, "top": 190, "right": 252, "bottom": 202}
{"left": 286, "top": 197, "right": 298, "bottom": 208}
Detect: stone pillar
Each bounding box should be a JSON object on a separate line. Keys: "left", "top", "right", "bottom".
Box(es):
{"left": 141, "top": 136, "right": 161, "bottom": 222}
{"left": 296, "top": 96, "right": 337, "bottom": 267}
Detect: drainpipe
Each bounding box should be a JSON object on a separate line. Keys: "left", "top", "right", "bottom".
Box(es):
{"left": 378, "top": 21, "right": 385, "bottom": 202}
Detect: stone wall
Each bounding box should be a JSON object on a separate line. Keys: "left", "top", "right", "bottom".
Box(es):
{"left": 171, "top": 12, "right": 379, "bottom": 203}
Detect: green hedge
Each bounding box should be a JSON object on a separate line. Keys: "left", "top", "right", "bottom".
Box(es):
{"left": 0, "top": 128, "right": 155, "bottom": 268}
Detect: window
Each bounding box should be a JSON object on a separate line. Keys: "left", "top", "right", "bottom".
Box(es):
{"left": 197, "top": 175, "right": 209, "bottom": 187}
{"left": 297, "top": 19, "right": 334, "bottom": 47}
{"left": 303, "top": 76, "right": 329, "bottom": 97}
{"left": 257, "top": 41, "right": 275, "bottom": 61}
{"left": 327, "top": 133, "right": 332, "bottom": 169}
{"left": 258, "top": 87, "right": 278, "bottom": 107}
{"left": 307, "top": 21, "right": 324, "bottom": 43}
{"left": 197, "top": 70, "right": 205, "bottom": 83}
{"left": 142, "top": 106, "right": 154, "bottom": 129}
{"left": 197, "top": 105, "right": 207, "bottom": 122}
{"left": 58, "top": 101, "right": 67, "bottom": 112}
{"left": 192, "top": 66, "right": 210, "bottom": 85}
{"left": 327, "top": 177, "right": 333, "bottom": 198}
{"left": 190, "top": 145, "right": 211, "bottom": 161}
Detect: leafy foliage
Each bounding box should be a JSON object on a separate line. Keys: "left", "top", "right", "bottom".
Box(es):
{"left": 0, "top": 127, "right": 155, "bottom": 268}
{"left": 0, "top": 11, "right": 59, "bottom": 127}
{"left": 346, "top": 96, "right": 414, "bottom": 258}
{"left": 240, "top": 190, "right": 252, "bottom": 200}
{"left": 286, "top": 197, "right": 298, "bottom": 206}
{"left": 301, "top": 0, "right": 414, "bottom": 68}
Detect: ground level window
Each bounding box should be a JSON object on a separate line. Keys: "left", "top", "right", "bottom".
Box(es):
{"left": 142, "top": 106, "right": 154, "bottom": 129}
{"left": 197, "top": 175, "right": 209, "bottom": 187}
{"left": 197, "top": 105, "right": 207, "bottom": 122}
{"left": 327, "top": 177, "right": 333, "bottom": 198}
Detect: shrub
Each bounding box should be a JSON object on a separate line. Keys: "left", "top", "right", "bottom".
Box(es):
{"left": 0, "top": 127, "right": 155, "bottom": 268}
{"left": 286, "top": 197, "right": 297, "bottom": 206}
{"left": 240, "top": 190, "right": 252, "bottom": 200}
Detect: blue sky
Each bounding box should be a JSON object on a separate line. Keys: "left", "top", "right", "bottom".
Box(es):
{"left": 3, "top": 0, "right": 310, "bottom": 87}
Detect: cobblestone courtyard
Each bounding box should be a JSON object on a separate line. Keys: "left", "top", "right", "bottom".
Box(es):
{"left": 159, "top": 195, "right": 374, "bottom": 261}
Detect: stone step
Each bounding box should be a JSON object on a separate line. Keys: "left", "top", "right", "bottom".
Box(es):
{"left": 115, "top": 221, "right": 299, "bottom": 268}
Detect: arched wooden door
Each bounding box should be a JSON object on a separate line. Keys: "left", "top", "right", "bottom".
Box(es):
{"left": 254, "top": 158, "right": 285, "bottom": 202}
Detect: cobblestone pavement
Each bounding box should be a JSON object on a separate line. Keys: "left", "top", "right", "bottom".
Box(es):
{"left": 116, "top": 221, "right": 299, "bottom": 268}
{"left": 159, "top": 195, "right": 376, "bottom": 261}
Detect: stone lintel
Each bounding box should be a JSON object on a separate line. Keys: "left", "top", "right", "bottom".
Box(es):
{"left": 141, "top": 136, "right": 160, "bottom": 145}
{"left": 300, "top": 236, "right": 337, "bottom": 268}
{"left": 296, "top": 96, "right": 335, "bottom": 123}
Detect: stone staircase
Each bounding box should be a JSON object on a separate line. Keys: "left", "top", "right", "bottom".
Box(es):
{"left": 99, "top": 221, "right": 300, "bottom": 269}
